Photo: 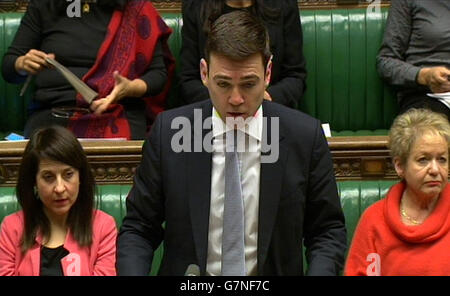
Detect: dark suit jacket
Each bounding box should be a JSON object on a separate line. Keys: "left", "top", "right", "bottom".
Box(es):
{"left": 117, "top": 100, "right": 347, "bottom": 276}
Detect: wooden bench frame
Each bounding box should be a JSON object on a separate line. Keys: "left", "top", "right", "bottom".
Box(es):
{"left": 0, "top": 136, "right": 396, "bottom": 186}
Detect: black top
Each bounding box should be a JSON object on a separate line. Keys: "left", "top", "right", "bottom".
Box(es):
{"left": 40, "top": 245, "right": 70, "bottom": 276}
{"left": 180, "top": 0, "right": 307, "bottom": 108}
{"left": 1, "top": 0, "right": 167, "bottom": 106}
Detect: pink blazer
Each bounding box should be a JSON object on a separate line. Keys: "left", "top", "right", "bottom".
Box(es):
{"left": 0, "top": 210, "right": 117, "bottom": 276}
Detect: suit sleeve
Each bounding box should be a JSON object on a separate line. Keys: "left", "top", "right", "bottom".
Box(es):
{"left": 179, "top": 0, "right": 210, "bottom": 104}
{"left": 266, "top": 0, "right": 307, "bottom": 108}
{"left": 376, "top": 0, "right": 420, "bottom": 88}
{"left": 303, "top": 120, "right": 347, "bottom": 276}
{"left": 117, "top": 114, "right": 165, "bottom": 276}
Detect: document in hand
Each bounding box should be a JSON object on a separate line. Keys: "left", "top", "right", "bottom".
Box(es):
{"left": 45, "top": 57, "right": 98, "bottom": 104}
{"left": 427, "top": 92, "right": 450, "bottom": 109}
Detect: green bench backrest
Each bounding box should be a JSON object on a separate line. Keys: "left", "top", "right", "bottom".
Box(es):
{"left": 0, "top": 8, "right": 397, "bottom": 137}
{"left": 338, "top": 180, "right": 396, "bottom": 246}
{"left": 0, "top": 13, "right": 31, "bottom": 136}
{"left": 300, "top": 8, "right": 397, "bottom": 135}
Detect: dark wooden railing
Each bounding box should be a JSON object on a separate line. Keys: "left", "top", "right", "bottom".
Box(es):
{"left": 0, "top": 136, "right": 396, "bottom": 186}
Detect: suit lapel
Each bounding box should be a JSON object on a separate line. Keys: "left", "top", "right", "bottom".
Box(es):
{"left": 257, "top": 103, "right": 287, "bottom": 274}
{"left": 187, "top": 101, "right": 213, "bottom": 275}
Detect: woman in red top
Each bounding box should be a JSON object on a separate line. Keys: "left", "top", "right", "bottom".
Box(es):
{"left": 345, "top": 108, "right": 450, "bottom": 276}
{"left": 2, "top": 0, "right": 174, "bottom": 140}
{"left": 0, "top": 126, "right": 117, "bottom": 276}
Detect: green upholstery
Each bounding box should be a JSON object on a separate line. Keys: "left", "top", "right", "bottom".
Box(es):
{"left": 0, "top": 7, "right": 397, "bottom": 138}
{"left": 0, "top": 13, "right": 32, "bottom": 139}
{"left": 0, "top": 187, "right": 19, "bottom": 223}
{"left": 338, "top": 180, "right": 396, "bottom": 247}
{"left": 0, "top": 180, "right": 398, "bottom": 275}
{"left": 300, "top": 8, "right": 397, "bottom": 135}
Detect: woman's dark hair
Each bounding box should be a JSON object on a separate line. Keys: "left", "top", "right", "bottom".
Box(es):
{"left": 16, "top": 126, "right": 95, "bottom": 253}
{"left": 200, "top": 0, "right": 280, "bottom": 34}
{"left": 46, "top": 0, "right": 128, "bottom": 17}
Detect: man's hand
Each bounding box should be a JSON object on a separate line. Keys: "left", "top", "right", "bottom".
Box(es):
{"left": 90, "top": 71, "right": 147, "bottom": 115}
{"left": 15, "top": 50, "right": 55, "bottom": 75}
{"left": 417, "top": 66, "right": 450, "bottom": 93}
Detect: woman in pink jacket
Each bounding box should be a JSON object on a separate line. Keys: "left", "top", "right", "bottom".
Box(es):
{"left": 0, "top": 126, "right": 117, "bottom": 276}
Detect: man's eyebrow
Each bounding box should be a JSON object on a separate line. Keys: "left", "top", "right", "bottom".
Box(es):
{"left": 240, "top": 75, "right": 260, "bottom": 81}
{"left": 212, "top": 74, "right": 260, "bottom": 81}
{"left": 213, "top": 75, "right": 232, "bottom": 81}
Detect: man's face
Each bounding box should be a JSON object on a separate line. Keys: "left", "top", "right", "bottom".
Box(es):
{"left": 200, "top": 52, "right": 271, "bottom": 121}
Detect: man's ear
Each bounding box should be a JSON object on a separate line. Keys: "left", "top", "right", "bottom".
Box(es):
{"left": 200, "top": 58, "right": 209, "bottom": 86}
{"left": 265, "top": 55, "right": 273, "bottom": 87}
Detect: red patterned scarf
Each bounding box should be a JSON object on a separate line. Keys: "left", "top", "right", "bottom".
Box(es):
{"left": 68, "top": 0, "right": 174, "bottom": 139}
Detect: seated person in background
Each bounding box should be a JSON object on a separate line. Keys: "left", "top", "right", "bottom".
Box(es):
{"left": 117, "top": 10, "right": 346, "bottom": 276}
{"left": 345, "top": 108, "right": 450, "bottom": 276}
{"left": 180, "top": 0, "right": 307, "bottom": 109}
{"left": 0, "top": 126, "right": 117, "bottom": 276}
{"left": 377, "top": 0, "right": 450, "bottom": 118}
{"left": 1, "top": 0, "right": 174, "bottom": 140}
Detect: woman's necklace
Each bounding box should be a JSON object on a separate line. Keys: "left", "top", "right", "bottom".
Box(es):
{"left": 400, "top": 190, "right": 441, "bottom": 226}
{"left": 400, "top": 206, "right": 421, "bottom": 225}
{"left": 400, "top": 195, "right": 423, "bottom": 225}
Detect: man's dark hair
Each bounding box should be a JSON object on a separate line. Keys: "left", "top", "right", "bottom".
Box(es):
{"left": 204, "top": 10, "right": 272, "bottom": 68}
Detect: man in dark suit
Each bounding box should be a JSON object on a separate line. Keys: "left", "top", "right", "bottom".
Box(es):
{"left": 117, "top": 10, "right": 346, "bottom": 276}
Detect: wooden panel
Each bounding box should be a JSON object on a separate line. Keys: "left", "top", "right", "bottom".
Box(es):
{"left": 328, "top": 136, "right": 396, "bottom": 180}
{"left": 0, "top": 140, "right": 143, "bottom": 186}
{"left": 0, "top": 136, "right": 399, "bottom": 186}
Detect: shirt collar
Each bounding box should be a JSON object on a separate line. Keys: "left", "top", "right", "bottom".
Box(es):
{"left": 212, "top": 105, "right": 263, "bottom": 141}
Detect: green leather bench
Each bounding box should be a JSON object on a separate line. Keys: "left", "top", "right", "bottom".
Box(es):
{"left": 0, "top": 180, "right": 398, "bottom": 275}
{"left": 0, "top": 6, "right": 397, "bottom": 139}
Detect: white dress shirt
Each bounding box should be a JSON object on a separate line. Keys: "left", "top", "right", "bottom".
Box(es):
{"left": 206, "top": 106, "right": 262, "bottom": 276}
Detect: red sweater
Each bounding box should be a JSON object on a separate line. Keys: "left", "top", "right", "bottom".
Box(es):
{"left": 344, "top": 182, "right": 450, "bottom": 276}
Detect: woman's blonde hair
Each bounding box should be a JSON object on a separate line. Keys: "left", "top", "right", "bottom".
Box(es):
{"left": 388, "top": 108, "right": 450, "bottom": 165}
